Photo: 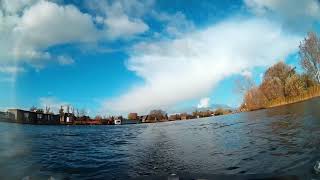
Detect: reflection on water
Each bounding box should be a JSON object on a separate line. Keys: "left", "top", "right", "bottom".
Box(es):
{"left": 1, "top": 98, "right": 320, "bottom": 179}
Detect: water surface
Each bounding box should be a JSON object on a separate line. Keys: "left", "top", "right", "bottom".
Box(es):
{"left": 1, "top": 98, "right": 320, "bottom": 179}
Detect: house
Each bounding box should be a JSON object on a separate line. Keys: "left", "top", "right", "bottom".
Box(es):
{"left": 180, "top": 113, "right": 194, "bottom": 120}
{"left": 128, "top": 113, "right": 138, "bottom": 120}
{"left": 7, "top": 109, "right": 60, "bottom": 124}
{"left": 168, "top": 114, "right": 181, "bottom": 121}
{"left": 140, "top": 115, "right": 148, "bottom": 123}
{"left": 60, "top": 113, "right": 76, "bottom": 124}
{"left": 0, "top": 111, "right": 14, "bottom": 122}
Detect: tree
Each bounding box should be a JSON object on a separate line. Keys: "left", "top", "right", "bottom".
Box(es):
{"left": 94, "top": 115, "right": 102, "bottom": 121}
{"left": 30, "top": 106, "right": 37, "bottom": 112}
{"left": 285, "top": 74, "right": 306, "bottom": 97}
{"left": 262, "top": 61, "right": 296, "bottom": 97}
{"left": 264, "top": 61, "right": 294, "bottom": 85}
{"left": 300, "top": 73, "right": 317, "bottom": 88}
{"left": 148, "top": 109, "right": 167, "bottom": 121}
{"left": 260, "top": 78, "right": 284, "bottom": 101}
{"left": 234, "top": 76, "right": 254, "bottom": 95}
{"left": 242, "top": 87, "right": 267, "bottom": 110}
{"left": 299, "top": 32, "right": 320, "bottom": 83}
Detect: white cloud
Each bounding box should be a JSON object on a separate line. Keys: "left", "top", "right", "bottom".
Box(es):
{"left": 0, "top": 0, "right": 98, "bottom": 69}
{"left": 57, "top": 55, "right": 74, "bottom": 65}
{"left": 0, "top": 66, "right": 24, "bottom": 74}
{"left": 12, "top": 1, "right": 98, "bottom": 60}
{"left": 197, "top": 97, "right": 210, "bottom": 109}
{"left": 0, "top": 0, "right": 39, "bottom": 14}
{"left": 0, "top": 0, "right": 150, "bottom": 69}
{"left": 104, "top": 14, "right": 149, "bottom": 39}
{"left": 84, "top": 0, "right": 150, "bottom": 39}
{"left": 244, "top": 0, "right": 320, "bottom": 30}
{"left": 102, "top": 18, "right": 301, "bottom": 114}
{"left": 152, "top": 11, "right": 195, "bottom": 37}
{"left": 240, "top": 70, "right": 252, "bottom": 78}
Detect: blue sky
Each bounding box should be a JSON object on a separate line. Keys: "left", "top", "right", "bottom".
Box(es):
{"left": 0, "top": 0, "right": 319, "bottom": 116}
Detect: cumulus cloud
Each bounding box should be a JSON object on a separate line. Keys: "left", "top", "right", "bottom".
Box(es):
{"left": 197, "top": 97, "right": 210, "bottom": 109}
{"left": 152, "top": 11, "right": 195, "bottom": 37}
{"left": 0, "top": 0, "right": 150, "bottom": 69}
{"left": 104, "top": 14, "right": 149, "bottom": 39}
{"left": 102, "top": 18, "right": 301, "bottom": 114}
{"left": 85, "top": 0, "right": 150, "bottom": 39}
{"left": 0, "top": 66, "right": 24, "bottom": 74}
{"left": 57, "top": 56, "right": 75, "bottom": 65}
{"left": 240, "top": 70, "right": 253, "bottom": 79}
{"left": 244, "top": 0, "right": 320, "bottom": 31}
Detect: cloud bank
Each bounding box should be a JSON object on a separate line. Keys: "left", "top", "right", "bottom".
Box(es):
{"left": 245, "top": 0, "right": 320, "bottom": 30}
{"left": 197, "top": 97, "right": 210, "bottom": 109}
{"left": 0, "top": 0, "right": 150, "bottom": 70}
{"left": 102, "top": 18, "right": 302, "bottom": 114}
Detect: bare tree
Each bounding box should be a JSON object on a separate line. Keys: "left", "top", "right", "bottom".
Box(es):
{"left": 262, "top": 61, "right": 295, "bottom": 97}
{"left": 79, "top": 108, "right": 87, "bottom": 117}
{"left": 242, "top": 87, "right": 267, "bottom": 110}
{"left": 299, "top": 32, "right": 320, "bottom": 83}
{"left": 264, "top": 61, "right": 294, "bottom": 85}
{"left": 149, "top": 109, "right": 167, "bottom": 121}
{"left": 260, "top": 78, "right": 284, "bottom": 101}
{"left": 285, "top": 74, "right": 306, "bottom": 97}
{"left": 30, "top": 106, "right": 37, "bottom": 112}
{"left": 234, "top": 76, "right": 255, "bottom": 95}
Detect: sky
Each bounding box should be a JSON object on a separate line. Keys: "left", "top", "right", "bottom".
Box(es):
{"left": 1, "top": 0, "right": 320, "bottom": 116}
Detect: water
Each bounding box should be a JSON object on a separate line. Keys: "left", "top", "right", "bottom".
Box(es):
{"left": 1, "top": 98, "right": 320, "bottom": 179}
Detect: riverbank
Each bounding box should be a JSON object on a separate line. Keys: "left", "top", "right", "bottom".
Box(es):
{"left": 266, "top": 85, "right": 320, "bottom": 108}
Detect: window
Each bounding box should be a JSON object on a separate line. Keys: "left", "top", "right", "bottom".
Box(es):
{"left": 37, "top": 114, "right": 42, "bottom": 119}
{"left": 23, "top": 113, "right": 29, "bottom": 119}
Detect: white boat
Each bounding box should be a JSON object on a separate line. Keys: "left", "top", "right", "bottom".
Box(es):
{"left": 114, "top": 119, "right": 121, "bottom": 125}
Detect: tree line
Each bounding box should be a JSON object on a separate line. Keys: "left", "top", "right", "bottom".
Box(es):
{"left": 240, "top": 32, "right": 320, "bottom": 111}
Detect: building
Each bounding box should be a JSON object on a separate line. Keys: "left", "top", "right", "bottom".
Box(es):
{"left": 60, "top": 113, "right": 76, "bottom": 124}
{"left": 140, "top": 115, "right": 148, "bottom": 123}
{"left": 128, "top": 113, "right": 138, "bottom": 120}
{"left": 180, "top": 113, "right": 194, "bottom": 120}
{"left": 7, "top": 109, "right": 60, "bottom": 124}
{"left": 168, "top": 114, "right": 181, "bottom": 121}
{"left": 0, "top": 111, "right": 14, "bottom": 122}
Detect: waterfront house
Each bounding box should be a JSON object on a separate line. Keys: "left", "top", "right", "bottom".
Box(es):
{"left": 0, "top": 111, "right": 14, "bottom": 122}
{"left": 7, "top": 109, "right": 60, "bottom": 124}
{"left": 60, "top": 112, "right": 75, "bottom": 124}
{"left": 140, "top": 115, "right": 148, "bottom": 123}
{"left": 128, "top": 113, "right": 138, "bottom": 120}
{"left": 168, "top": 114, "right": 181, "bottom": 121}
{"left": 180, "top": 113, "right": 194, "bottom": 120}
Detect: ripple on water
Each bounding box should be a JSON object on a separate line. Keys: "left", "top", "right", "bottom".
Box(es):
{"left": 1, "top": 98, "right": 320, "bottom": 179}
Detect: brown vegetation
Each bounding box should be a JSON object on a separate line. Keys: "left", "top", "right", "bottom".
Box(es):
{"left": 240, "top": 32, "right": 320, "bottom": 111}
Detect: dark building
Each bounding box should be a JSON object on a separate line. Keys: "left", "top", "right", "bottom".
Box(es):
{"left": 7, "top": 109, "right": 60, "bottom": 124}
{"left": 0, "top": 111, "right": 15, "bottom": 122}
{"left": 59, "top": 113, "right": 76, "bottom": 124}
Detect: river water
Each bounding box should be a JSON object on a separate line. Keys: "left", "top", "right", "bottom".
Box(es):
{"left": 1, "top": 98, "right": 320, "bottom": 179}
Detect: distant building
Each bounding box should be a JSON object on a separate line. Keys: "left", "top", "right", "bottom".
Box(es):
{"left": 60, "top": 113, "right": 76, "bottom": 124}
{"left": 140, "top": 115, "right": 148, "bottom": 123}
{"left": 168, "top": 114, "right": 181, "bottom": 121}
{"left": 128, "top": 113, "right": 138, "bottom": 120}
{"left": 180, "top": 113, "right": 195, "bottom": 120}
{"left": 7, "top": 109, "right": 59, "bottom": 124}
{"left": 0, "top": 111, "right": 14, "bottom": 122}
